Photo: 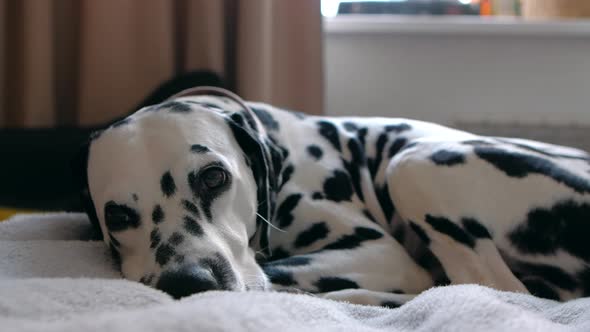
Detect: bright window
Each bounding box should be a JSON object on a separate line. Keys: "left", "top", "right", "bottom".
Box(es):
{"left": 321, "top": 0, "right": 522, "bottom": 18}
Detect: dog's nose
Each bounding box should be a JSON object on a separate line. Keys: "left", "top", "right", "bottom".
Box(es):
{"left": 156, "top": 265, "right": 220, "bottom": 299}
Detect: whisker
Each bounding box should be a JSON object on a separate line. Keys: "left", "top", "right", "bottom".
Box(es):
{"left": 256, "top": 213, "right": 286, "bottom": 233}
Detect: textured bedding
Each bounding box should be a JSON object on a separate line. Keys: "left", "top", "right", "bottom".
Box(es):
{"left": 1, "top": 213, "right": 589, "bottom": 332}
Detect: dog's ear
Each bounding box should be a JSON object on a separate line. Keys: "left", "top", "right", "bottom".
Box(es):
{"left": 226, "top": 110, "right": 285, "bottom": 256}
{"left": 71, "top": 137, "right": 103, "bottom": 240}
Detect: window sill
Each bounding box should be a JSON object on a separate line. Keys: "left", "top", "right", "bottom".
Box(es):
{"left": 324, "top": 15, "right": 590, "bottom": 38}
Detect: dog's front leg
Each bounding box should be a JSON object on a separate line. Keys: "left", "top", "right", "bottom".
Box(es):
{"left": 261, "top": 236, "right": 434, "bottom": 307}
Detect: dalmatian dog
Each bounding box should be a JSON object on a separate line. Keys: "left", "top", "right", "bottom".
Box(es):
{"left": 73, "top": 87, "right": 590, "bottom": 307}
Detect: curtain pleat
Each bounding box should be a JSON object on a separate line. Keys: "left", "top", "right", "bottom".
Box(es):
{"left": 0, "top": 0, "right": 323, "bottom": 127}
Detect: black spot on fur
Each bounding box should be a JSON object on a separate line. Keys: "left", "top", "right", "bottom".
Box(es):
{"left": 112, "top": 118, "right": 131, "bottom": 128}
{"left": 324, "top": 227, "right": 383, "bottom": 250}
{"left": 462, "top": 218, "right": 492, "bottom": 239}
{"left": 425, "top": 215, "right": 475, "bottom": 248}
{"left": 323, "top": 170, "right": 353, "bottom": 202}
{"left": 409, "top": 222, "right": 430, "bottom": 245}
{"left": 279, "top": 164, "right": 295, "bottom": 191}
{"left": 263, "top": 267, "right": 297, "bottom": 286}
{"left": 168, "top": 232, "right": 184, "bottom": 246}
{"left": 417, "top": 252, "right": 451, "bottom": 286}
{"left": 307, "top": 145, "right": 323, "bottom": 160}
{"left": 388, "top": 138, "right": 407, "bottom": 158}
{"left": 368, "top": 133, "right": 388, "bottom": 179}
{"left": 375, "top": 185, "right": 394, "bottom": 223}
{"left": 317, "top": 121, "right": 341, "bottom": 152}
{"left": 276, "top": 194, "right": 303, "bottom": 228}
{"left": 342, "top": 140, "right": 365, "bottom": 201}
{"left": 251, "top": 107, "right": 279, "bottom": 130}
{"left": 475, "top": 147, "right": 590, "bottom": 194}
{"left": 269, "top": 247, "right": 290, "bottom": 261}
{"left": 356, "top": 227, "right": 384, "bottom": 240}
{"left": 348, "top": 138, "right": 366, "bottom": 166}
{"left": 511, "top": 259, "right": 578, "bottom": 292}
{"left": 190, "top": 144, "right": 210, "bottom": 153}
{"left": 357, "top": 128, "right": 368, "bottom": 147}
{"left": 155, "top": 243, "right": 175, "bottom": 266}
{"left": 200, "top": 198, "right": 213, "bottom": 222}
{"left": 496, "top": 138, "right": 590, "bottom": 162}
{"left": 312, "top": 192, "right": 324, "bottom": 200}
{"left": 392, "top": 224, "right": 405, "bottom": 243}
{"left": 385, "top": 123, "right": 412, "bottom": 133}
{"left": 401, "top": 222, "right": 450, "bottom": 286}
{"left": 158, "top": 101, "right": 192, "bottom": 113}
{"left": 230, "top": 112, "right": 246, "bottom": 126}
{"left": 294, "top": 222, "right": 330, "bottom": 248}
{"left": 150, "top": 228, "right": 162, "bottom": 249}
{"left": 522, "top": 277, "right": 560, "bottom": 300}
{"left": 343, "top": 122, "right": 359, "bottom": 132}
{"left": 267, "top": 136, "right": 288, "bottom": 172}
{"left": 315, "top": 277, "right": 359, "bottom": 292}
{"left": 508, "top": 200, "right": 590, "bottom": 260}
{"left": 183, "top": 215, "right": 204, "bottom": 236}
{"left": 363, "top": 209, "right": 377, "bottom": 223}
{"left": 160, "top": 171, "right": 177, "bottom": 198}
{"left": 381, "top": 301, "right": 401, "bottom": 309}
{"left": 430, "top": 150, "right": 466, "bottom": 166}
{"left": 264, "top": 256, "right": 312, "bottom": 267}
{"left": 181, "top": 199, "right": 200, "bottom": 219}
{"left": 152, "top": 205, "right": 164, "bottom": 224}
{"left": 104, "top": 201, "right": 141, "bottom": 232}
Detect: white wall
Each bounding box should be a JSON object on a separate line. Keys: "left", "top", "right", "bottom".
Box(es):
{"left": 324, "top": 16, "right": 590, "bottom": 150}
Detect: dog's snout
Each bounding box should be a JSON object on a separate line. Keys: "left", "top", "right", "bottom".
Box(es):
{"left": 156, "top": 265, "right": 220, "bottom": 299}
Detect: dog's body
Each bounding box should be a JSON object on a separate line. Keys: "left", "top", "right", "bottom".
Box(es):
{"left": 78, "top": 89, "right": 590, "bottom": 306}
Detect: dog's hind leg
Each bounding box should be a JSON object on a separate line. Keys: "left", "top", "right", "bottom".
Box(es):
{"left": 386, "top": 138, "right": 532, "bottom": 294}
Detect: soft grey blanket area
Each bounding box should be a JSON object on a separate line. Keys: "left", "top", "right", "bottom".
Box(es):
{"left": 1, "top": 213, "right": 589, "bottom": 332}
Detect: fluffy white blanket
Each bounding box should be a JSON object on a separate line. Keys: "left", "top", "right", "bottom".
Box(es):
{"left": 1, "top": 213, "right": 589, "bottom": 332}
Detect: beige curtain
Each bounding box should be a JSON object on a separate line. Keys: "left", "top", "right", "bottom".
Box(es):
{"left": 0, "top": 0, "right": 323, "bottom": 127}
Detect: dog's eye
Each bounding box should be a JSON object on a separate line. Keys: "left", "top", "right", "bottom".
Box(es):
{"left": 201, "top": 167, "right": 227, "bottom": 189}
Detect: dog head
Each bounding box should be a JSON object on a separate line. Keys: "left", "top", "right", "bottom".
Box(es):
{"left": 73, "top": 87, "right": 282, "bottom": 298}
